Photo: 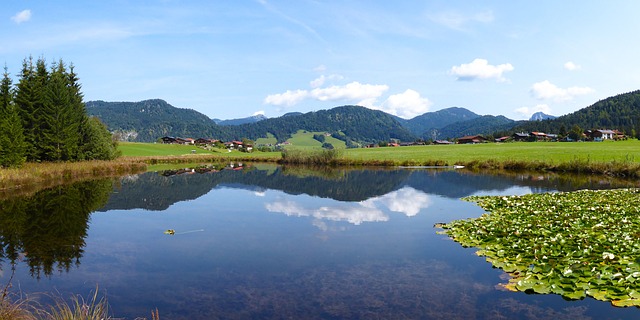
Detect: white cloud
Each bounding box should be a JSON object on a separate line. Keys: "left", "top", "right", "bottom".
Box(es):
{"left": 564, "top": 61, "right": 581, "bottom": 71}
{"left": 252, "top": 110, "right": 265, "bottom": 116}
{"left": 11, "top": 9, "right": 31, "bottom": 24}
{"left": 263, "top": 89, "right": 308, "bottom": 106}
{"left": 380, "top": 89, "right": 432, "bottom": 119}
{"left": 530, "top": 80, "right": 593, "bottom": 101}
{"left": 450, "top": 58, "right": 514, "bottom": 82}
{"left": 515, "top": 104, "right": 552, "bottom": 119}
{"left": 310, "top": 82, "right": 388, "bottom": 102}
{"left": 264, "top": 81, "right": 388, "bottom": 107}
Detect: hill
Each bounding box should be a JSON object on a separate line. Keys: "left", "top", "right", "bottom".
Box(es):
{"left": 234, "top": 105, "right": 416, "bottom": 144}
{"left": 400, "top": 107, "right": 481, "bottom": 136}
{"left": 214, "top": 114, "right": 268, "bottom": 126}
{"left": 86, "top": 99, "right": 225, "bottom": 142}
{"left": 511, "top": 90, "right": 640, "bottom": 137}
{"left": 87, "top": 100, "right": 416, "bottom": 144}
{"left": 437, "top": 115, "right": 520, "bottom": 139}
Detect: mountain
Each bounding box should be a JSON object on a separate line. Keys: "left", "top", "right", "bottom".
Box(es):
{"left": 87, "top": 100, "right": 416, "bottom": 143}
{"left": 214, "top": 114, "right": 268, "bottom": 126}
{"left": 233, "top": 105, "right": 416, "bottom": 143}
{"left": 401, "top": 107, "right": 481, "bottom": 136}
{"left": 86, "top": 99, "right": 224, "bottom": 142}
{"left": 436, "top": 115, "right": 521, "bottom": 139}
{"left": 529, "top": 112, "right": 557, "bottom": 121}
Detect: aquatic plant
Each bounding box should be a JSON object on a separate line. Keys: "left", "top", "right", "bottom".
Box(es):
{"left": 438, "top": 188, "right": 640, "bottom": 306}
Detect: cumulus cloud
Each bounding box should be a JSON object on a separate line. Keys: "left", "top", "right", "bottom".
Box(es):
{"left": 450, "top": 58, "right": 514, "bottom": 82}
{"left": 564, "top": 61, "right": 581, "bottom": 71}
{"left": 11, "top": 9, "right": 31, "bottom": 24}
{"left": 530, "top": 80, "right": 593, "bottom": 101}
{"left": 264, "top": 75, "right": 434, "bottom": 119}
{"left": 311, "top": 82, "right": 388, "bottom": 102}
{"left": 515, "top": 104, "right": 552, "bottom": 119}
{"left": 380, "top": 89, "right": 432, "bottom": 119}
{"left": 264, "top": 81, "right": 388, "bottom": 107}
{"left": 252, "top": 110, "right": 265, "bottom": 116}
{"left": 263, "top": 89, "right": 308, "bottom": 106}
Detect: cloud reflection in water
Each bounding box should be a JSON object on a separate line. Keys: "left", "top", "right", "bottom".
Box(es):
{"left": 265, "top": 187, "right": 432, "bottom": 228}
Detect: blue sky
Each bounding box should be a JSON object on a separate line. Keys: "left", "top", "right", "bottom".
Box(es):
{"left": 2, "top": 1, "right": 640, "bottom": 121}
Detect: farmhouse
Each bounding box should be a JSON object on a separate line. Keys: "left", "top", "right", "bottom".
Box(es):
{"left": 457, "top": 135, "right": 486, "bottom": 144}
{"left": 161, "top": 136, "right": 194, "bottom": 145}
{"left": 512, "top": 132, "right": 530, "bottom": 141}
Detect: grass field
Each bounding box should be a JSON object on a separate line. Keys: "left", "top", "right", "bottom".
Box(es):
{"left": 119, "top": 140, "right": 640, "bottom": 164}
{"left": 343, "top": 140, "right": 640, "bottom": 164}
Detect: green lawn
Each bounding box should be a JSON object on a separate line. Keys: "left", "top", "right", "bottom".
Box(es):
{"left": 343, "top": 140, "right": 640, "bottom": 164}
{"left": 118, "top": 140, "right": 640, "bottom": 167}
{"left": 118, "top": 142, "right": 219, "bottom": 156}
{"left": 118, "top": 142, "right": 281, "bottom": 159}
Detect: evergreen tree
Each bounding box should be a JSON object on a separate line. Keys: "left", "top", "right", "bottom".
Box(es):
{"left": 0, "top": 66, "right": 26, "bottom": 167}
{"left": 41, "top": 62, "right": 74, "bottom": 161}
{"left": 14, "top": 57, "right": 39, "bottom": 161}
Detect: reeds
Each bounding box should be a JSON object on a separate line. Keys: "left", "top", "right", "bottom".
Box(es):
{"left": 0, "top": 160, "right": 147, "bottom": 196}
{"left": 0, "top": 285, "right": 160, "bottom": 320}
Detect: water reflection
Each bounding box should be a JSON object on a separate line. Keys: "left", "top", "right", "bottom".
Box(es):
{"left": 266, "top": 186, "right": 432, "bottom": 228}
{"left": 0, "top": 179, "right": 111, "bottom": 278}
{"left": 1, "top": 166, "right": 639, "bottom": 319}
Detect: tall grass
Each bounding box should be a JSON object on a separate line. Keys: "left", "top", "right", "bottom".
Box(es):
{"left": 279, "top": 149, "right": 343, "bottom": 165}
{"left": 0, "top": 284, "right": 160, "bottom": 320}
{"left": 0, "top": 160, "right": 147, "bottom": 197}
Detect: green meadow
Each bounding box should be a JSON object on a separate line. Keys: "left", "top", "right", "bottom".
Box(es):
{"left": 344, "top": 140, "right": 640, "bottom": 165}
{"left": 118, "top": 140, "right": 640, "bottom": 165}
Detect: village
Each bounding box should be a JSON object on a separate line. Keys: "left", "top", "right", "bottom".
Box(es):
{"left": 159, "top": 129, "right": 626, "bottom": 151}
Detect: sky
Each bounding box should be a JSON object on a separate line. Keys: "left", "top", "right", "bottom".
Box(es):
{"left": 2, "top": 1, "right": 640, "bottom": 121}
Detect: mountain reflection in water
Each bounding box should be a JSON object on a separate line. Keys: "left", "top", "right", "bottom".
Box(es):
{"left": 0, "top": 165, "right": 638, "bottom": 319}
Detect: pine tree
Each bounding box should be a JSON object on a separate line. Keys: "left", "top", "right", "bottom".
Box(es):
{"left": 41, "top": 61, "right": 75, "bottom": 161}
{"left": 14, "top": 56, "right": 39, "bottom": 161}
{"left": 0, "top": 65, "right": 26, "bottom": 167}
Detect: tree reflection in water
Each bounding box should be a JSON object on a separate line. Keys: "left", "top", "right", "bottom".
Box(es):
{"left": 0, "top": 179, "right": 112, "bottom": 279}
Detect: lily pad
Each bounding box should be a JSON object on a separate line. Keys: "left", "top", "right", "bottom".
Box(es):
{"left": 437, "top": 189, "right": 640, "bottom": 307}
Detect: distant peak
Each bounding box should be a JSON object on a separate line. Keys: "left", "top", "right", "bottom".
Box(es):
{"left": 529, "top": 112, "right": 557, "bottom": 121}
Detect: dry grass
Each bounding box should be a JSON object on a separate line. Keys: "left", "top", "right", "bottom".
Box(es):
{"left": 0, "top": 160, "right": 147, "bottom": 198}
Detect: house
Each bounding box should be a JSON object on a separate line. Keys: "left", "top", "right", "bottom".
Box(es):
{"left": 225, "top": 140, "right": 244, "bottom": 149}
{"left": 530, "top": 132, "right": 547, "bottom": 141}
{"left": 512, "top": 132, "right": 529, "bottom": 141}
{"left": 457, "top": 135, "right": 486, "bottom": 144}
{"left": 586, "top": 129, "right": 616, "bottom": 141}
{"left": 195, "top": 138, "right": 219, "bottom": 145}
{"left": 161, "top": 136, "right": 177, "bottom": 144}
{"left": 495, "top": 136, "right": 510, "bottom": 143}
{"left": 433, "top": 140, "right": 453, "bottom": 145}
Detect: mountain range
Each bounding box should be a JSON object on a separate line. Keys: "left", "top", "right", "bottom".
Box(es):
{"left": 86, "top": 89, "right": 640, "bottom": 144}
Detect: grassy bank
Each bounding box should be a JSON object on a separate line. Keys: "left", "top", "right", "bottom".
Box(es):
{"left": 4, "top": 140, "right": 638, "bottom": 196}
{"left": 0, "top": 160, "right": 147, "bottom": 198}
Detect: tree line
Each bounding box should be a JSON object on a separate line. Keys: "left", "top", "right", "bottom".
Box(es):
{"left": 0, "top": 57, "right": 119, "bottom": 167}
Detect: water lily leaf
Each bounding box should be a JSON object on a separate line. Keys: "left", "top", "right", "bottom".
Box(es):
{"left": 440, "top": 189, "right": 640, "bottom": 307}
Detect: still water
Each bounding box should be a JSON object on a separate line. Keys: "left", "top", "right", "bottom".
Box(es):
{"left": 1, "top": 164, "right": 639, "bottom": 319}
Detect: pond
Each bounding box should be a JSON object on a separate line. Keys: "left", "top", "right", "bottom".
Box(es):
{"left": 1, "top": 164, "right": 639, "bottom": 319}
